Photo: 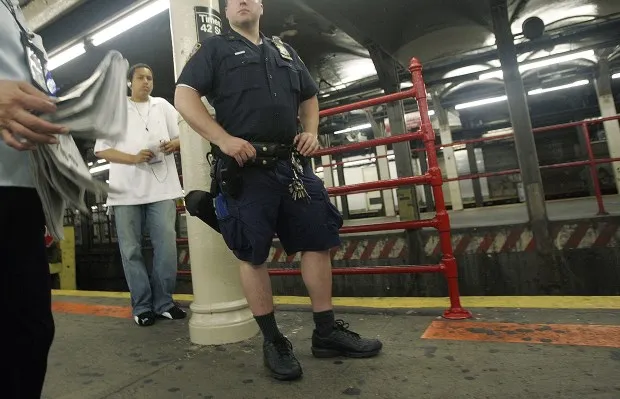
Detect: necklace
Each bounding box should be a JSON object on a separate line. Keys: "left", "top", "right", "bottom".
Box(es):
{"left": 129, "top": 98, "right": 151, "bottom": 132}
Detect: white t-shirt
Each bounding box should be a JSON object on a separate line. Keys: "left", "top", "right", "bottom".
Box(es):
{"left": 94, "top": 96, "right": 184, "bottom": 206}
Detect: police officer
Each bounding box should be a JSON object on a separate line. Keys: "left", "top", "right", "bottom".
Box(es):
{"left": 0, "top": 0, "right": 64, "bottom": 396}
{"left": 175, "top": 0, "right": 382, "bottom": 381}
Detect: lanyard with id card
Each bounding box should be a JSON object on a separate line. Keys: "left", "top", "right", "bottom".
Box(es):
{"left": 2, "top": 0, "right": 58, "bottom": 96}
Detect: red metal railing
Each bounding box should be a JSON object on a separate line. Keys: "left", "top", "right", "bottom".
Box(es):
{"left": 313, "top": 114, "right": 620, "bottom": 215}
{"left": 433, "top": 115, "right": 620, "bottom": 215}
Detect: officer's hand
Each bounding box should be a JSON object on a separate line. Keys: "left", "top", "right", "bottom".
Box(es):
{"left": 294, "top": 132, "right": 320, "bottom": 157}
{"left": 220, "top": 136, "right": 256, "bottom": 167}
{"left": 133, "top": 149, "right": 155, "bottom": 164}
{"left": 0, "top": 80, "right": 68, "bottom": 151}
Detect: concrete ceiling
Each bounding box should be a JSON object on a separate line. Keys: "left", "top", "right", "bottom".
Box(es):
{"left": 29, "top": 0, "right": 620, "bottom": 113}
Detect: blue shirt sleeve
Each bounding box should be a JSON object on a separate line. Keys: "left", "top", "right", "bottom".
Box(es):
{"left": 176, "top": 40, "right": 217, "bottom": 97}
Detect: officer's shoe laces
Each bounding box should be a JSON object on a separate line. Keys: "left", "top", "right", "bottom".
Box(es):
{"left": 311, "top": 319, "right": 383, "bottom": 359}
{"left": 263, "top": 335, "right": 303, "bottom": 381}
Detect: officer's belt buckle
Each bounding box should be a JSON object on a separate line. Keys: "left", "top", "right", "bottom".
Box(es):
{"left": 251, "top": 142, "right": 292, "bottom": 160}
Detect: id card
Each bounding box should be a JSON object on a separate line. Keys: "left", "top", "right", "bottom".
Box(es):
{"left": 20, "top": 31, "right": 57, "bottom": 96}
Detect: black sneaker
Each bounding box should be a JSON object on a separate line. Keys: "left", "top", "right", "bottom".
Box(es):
{"left": 134, "top": 311, "right": 156, "bottom": 327}
{"left": 311, "top": 320, "right": 383, "bottom": 358}
{"left": 158, "top": 304, "right": 187, "bottom": 320}
{"left": 263, "top": 336, "right": 302, "bottom": 381}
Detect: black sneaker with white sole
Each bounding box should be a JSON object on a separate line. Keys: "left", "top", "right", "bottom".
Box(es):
{"left": 311, "top": 319, "right": 383, "bottom": 358}
{"left": 158, "top": 305, "right": 187, "bottom": 320}
{"left": 134, "top": 311, "right": 156, "bottom": 327}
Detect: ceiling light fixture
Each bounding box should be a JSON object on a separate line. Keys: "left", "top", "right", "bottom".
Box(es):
{"left": 478, "top": 49, "right": 595, "bottom": 80}
{"left": 47, "top": 43, "right": 86, "bottom": 71}
{"left": 91, "top": 0, "right": 170, "bottom": 46}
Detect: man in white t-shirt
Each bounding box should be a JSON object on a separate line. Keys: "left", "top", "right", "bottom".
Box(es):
{"left": 94, "top": 64, "right": 186, "bottom": 326}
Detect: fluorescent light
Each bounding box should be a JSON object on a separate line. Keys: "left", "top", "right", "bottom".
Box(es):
{"left": 400, "top": 82, "right": 413, "bottom": 89}
{"left": 456, "top": 79, "right": 590, "bottom": 111}
{"left": 528, "top": 80, "right": 589, "bottom": 96}
{"left": 89, "top": 164, "right": 110, "bottom": 174}
{"left": 91, "top": 0, "right": 170, "bottom": 46}
{"left": 97, "top": 159, "right": 107, "bottom": 164}
{"left": 47, "top": 43, "right": 86, "bottom": 71}
{"left": 613, "top": 73, "right": 620, "bottom": 80}
{"left": 334, "top": 123, "right": 372, "bottom": 135}
{"left": 455, "top": 95, "right": 507, "bottom": 110}
{"left": 479, "top": 50, "right": 595, "bottom": 80}
{"left": 87, "top": 162, "right": 93, "bottom": 167}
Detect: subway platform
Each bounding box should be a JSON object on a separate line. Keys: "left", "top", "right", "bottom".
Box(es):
{"left": 45, "top": 292, "right": 620, "bottom": 399}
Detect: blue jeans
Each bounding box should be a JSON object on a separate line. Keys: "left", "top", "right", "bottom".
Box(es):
{"left": 114, "top": 200, "right": 178, "bottom": 316}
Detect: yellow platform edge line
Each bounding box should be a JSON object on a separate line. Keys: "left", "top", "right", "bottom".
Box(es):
{"left": 51, "top": 290, "right": 620, "bottom": 309}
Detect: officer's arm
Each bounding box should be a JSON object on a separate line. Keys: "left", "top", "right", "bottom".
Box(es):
{"left": 287, "top": 44, "right": 320, "bottom": 136}
{"left": 174, "top": 86, "right": 231, "bottom": 148}
{"left": 299, "top": 96, "right": 319, "bottom": 136}
{"left": 174, "top": 41, "right": 234, "bottom": 148}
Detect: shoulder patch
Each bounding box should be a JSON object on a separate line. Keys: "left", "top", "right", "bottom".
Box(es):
{"left": 188, "top": 42, "right": 201, "bottom": 60}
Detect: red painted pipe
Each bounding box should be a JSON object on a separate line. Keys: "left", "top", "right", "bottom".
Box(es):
{"left": 318, "top": 89, "right": 416, "bottom": 118}
{"left": 340, "top": 218, "right": 437, "bottom": 234}
{"left": 327, "top": 174, "right": 431, "bottom": 196}
{"left": 178, "top": 265, "right": 445, "bottom": 277}
{"left": 269, "top": 265, "right": 444, "bottom": 276}
{"left": 315, "top": 132, "right": 423, "bottom": 157}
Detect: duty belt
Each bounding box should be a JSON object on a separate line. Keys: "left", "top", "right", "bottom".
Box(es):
{"left": 211, "top": 142, "right": 294, "bottom": 168}
{"left": 210, "top": 141, "right": 310, "bottom": 202}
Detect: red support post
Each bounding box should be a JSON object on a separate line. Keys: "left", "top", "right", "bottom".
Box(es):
{"left": 410, "top": 58, "right": 472, "bottom": 320}
{"left": 581, "top": 123, "right": 608, "bottom": 215}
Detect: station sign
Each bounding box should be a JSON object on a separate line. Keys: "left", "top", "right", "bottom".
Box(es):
{"left": 194, "top": 6, "right": 222, "bottom": 41}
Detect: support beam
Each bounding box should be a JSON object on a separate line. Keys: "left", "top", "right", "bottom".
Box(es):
{"left": 169, "top": 0, "right": 258, "bottom": 345}
{"left": 432, "top": 93, "right": 463, "bottom": 210}
{"left": 365, "top": 110, "right": 396, "bottom": 217}
{"left": 368, "top": 47, "right": 422, "bottom": 263}
{"left": 594, "top": 57, "right": 620, "bottom": 193}
{"left": 466, "top": 143, "right": 484, "bottom": 207}
{"left": 490, "top": 0, "right": 551, "bottom": 252}
{"left": 23, "top": 0, "right": 86, "bottom": 31}
{"left": 334, "top": 154, "right": 350, "bottom": 219}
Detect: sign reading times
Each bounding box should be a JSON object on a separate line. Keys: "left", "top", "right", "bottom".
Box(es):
{"left": 194, "top": 6, "right": 222, "bottom": 41}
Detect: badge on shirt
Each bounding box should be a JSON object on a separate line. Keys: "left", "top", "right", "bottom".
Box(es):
{"left": 271, "top": 36, "right": 293, "bottom": 61}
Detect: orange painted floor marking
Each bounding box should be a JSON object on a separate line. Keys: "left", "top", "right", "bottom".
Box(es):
{"left": 422, "top": 320, "right": 620, "bottom": 348}
{"left": 52, "top": 301, "right": 132, "bottom": 319}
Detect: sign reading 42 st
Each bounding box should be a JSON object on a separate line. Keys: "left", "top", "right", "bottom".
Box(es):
{"left": 194, "top": 6, "right": 222, "bottom": 41}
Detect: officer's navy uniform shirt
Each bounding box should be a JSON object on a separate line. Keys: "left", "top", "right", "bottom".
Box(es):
{"left": 177, "top": 30, "right": 318, "bottom": 144}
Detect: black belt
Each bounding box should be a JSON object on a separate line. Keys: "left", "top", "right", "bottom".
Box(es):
{"left": 211, "top": 142, "right": 294, "bottom": 168}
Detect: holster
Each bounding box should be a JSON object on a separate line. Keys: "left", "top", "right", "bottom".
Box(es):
{"left": 184, "top": 190, "right": 220, "bottom": 233}
{"left": 216, "top": 155, "right": 243, "bottom": 199}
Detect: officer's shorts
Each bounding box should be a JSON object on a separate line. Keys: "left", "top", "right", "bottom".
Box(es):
{"left": 214, "top": 160, "right": 343, "bottom": 266}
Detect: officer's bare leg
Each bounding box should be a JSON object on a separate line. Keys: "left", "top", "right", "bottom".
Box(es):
{"left": 240, "top": 261, "right": 302, "bottom": 380}
{"left": 301, "top": 249, "right": 383, "bottom": 359}
{"left": 300, "top": 250, "right": 333, "bottom": 312}
{"left": 239, "top": 262, "right": 274, "bottom": 316}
